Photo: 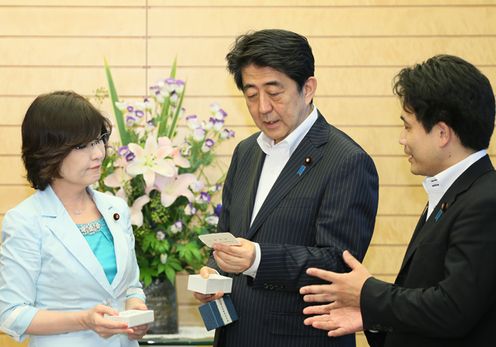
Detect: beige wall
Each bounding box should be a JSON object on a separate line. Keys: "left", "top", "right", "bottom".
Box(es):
{"left": 1, "top": 1, "right": 495, "bottom": 346}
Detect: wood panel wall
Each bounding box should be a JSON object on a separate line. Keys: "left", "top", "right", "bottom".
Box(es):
{"left": 1, "top": 1, "right": 495, "bottom": 346}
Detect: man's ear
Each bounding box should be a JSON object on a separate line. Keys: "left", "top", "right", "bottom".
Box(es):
{"left": 303, "top": 77, "right": 317, "bottom": 105}
{"left": 436, "top": 121, "right": 452, "bottom": 147}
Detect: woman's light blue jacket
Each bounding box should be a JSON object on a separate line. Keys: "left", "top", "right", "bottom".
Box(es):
{"left": 0, "top": 186, "right": 145, "bottom": 347}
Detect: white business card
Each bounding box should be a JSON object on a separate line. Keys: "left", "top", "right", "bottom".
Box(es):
{"left": 199, "top": 232, "right": 241, "bottom": 248}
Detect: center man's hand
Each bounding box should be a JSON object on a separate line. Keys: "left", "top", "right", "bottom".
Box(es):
{"left": 212, "top": 238, "right": 255, "bottom": 274}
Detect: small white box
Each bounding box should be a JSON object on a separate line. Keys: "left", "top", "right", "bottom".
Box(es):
{"left": 104, "top": 310, "right": 154, "bottom": 328}
{"left": 187, "top": 274, "right": 232, "bottom": 294}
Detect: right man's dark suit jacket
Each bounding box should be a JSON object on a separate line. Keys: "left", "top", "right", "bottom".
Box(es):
{"left": 210, "top": 114, "right": 378, "bottom": 347}
{"left": 363, "top": 155, "right": 496, "bottom": 347}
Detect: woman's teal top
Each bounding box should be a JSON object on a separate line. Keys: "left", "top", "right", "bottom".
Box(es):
{"left": 76, "top": 217, "right": 117, "bottom": 284}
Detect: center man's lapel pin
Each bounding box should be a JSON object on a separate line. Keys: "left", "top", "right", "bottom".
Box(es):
{"left": 297, "top": 156, "right": 313, "bottom": 176}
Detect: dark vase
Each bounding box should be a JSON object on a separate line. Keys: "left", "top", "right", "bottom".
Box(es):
{"left": 143, "top": 278, "right": 178, "bottom": 334}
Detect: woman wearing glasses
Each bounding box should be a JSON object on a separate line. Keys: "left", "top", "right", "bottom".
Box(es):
{"left": 0, "top": 91, "right": 148, "bottom": 346}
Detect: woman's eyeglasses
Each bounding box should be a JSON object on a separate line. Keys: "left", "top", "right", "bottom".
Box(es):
{"left": 74, "top": 132, "right": 109, "bottom": 151}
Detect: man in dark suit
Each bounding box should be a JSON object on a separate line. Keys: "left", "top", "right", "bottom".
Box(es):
{"left": 300, "top": 55, "right": 496, "bottom": 347}
{"left": 193, "top": 29, "right": 378, "bottom": 347}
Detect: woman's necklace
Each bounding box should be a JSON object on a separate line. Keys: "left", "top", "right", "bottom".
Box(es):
{"left": 64, "top": 193, "right": 88, "bottom": 216}
{"left": 73, "top": 206, "right": 85, "bottom": 215}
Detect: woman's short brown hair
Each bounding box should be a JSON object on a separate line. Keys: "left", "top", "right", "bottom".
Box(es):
{"left": 21, "top": 91, "right": 112, "bottom": 190}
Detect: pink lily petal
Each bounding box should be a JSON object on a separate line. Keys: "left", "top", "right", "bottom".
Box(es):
{"left": 171, "top": 148, "right": 190, "bottom": 168}
{"left": 116, "top": 187, "right": 127, "bottom": 200}
{"left": 142, "top": 169, "right": 156, "bottom": 189}
{"left": 130, "top": 195, "right": 150, "bottom": 227}
{"left": 158, "top": 137, "right": 174, "bottom": 155}
{"left": 128, "top": 143, "right": 144, "bottom": 158}
{"left": 156, "top": 174, "right": 196, "bottom": 207}
{"left": 144, "top": 136, "right": 158, "bottom": 154}
{"left": 103, "top": 168, "right": 131, "bottom": 188}
{"left": 126, "top": 161, "right": 146, "bottom": 176}
{"left": 153, "top": 158, "right": 176, "bottom": 177}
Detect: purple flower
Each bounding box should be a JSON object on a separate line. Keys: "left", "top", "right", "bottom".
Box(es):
{"left": 156, "top": 231, "right": 165, "bottom": 240}
{"left": 180, "top": 143, "right": 192, "bottom": 156}
{"left": 135, "top": 110, "right": 144, "bottom": 118}
{"left": 184, "top": 203, "right": 197, "bottom": 215}
{"left": 201, "top": 138, "right": 215, "bottom": 153}
{"left": 186, "top": 115, "right": 198, "bottom": 121}
{"left": 218, "top": 108, "right": 227, "bottom": 118}
{"left": 206, "top": 215, "right": 219, "bottom": 225}
{"left": 214, "top": 203, "right": 222, "bottom": 217}
{"left": 170, "top": 221, "right": 183, "bottom": 234}
{"left": 199, "top": 192, "right": 211, "bottom": 203}
{"left": 208, "top": 183, "right": 222, "bottom": 193}
{"left": 172, "top": 79, "right": 185, "bottom": 86}
{"left": 213, "top": 118, "right": 224, "bottom": 131}
{"left": 126, "top": 115, "right": 137, "bottom": 126}
{"left": 126, "top": 105, "right": 134, "bottom": 112}
{"left": 193, "top": 128, "right": 206, "bottom": 141}
{"left": 125, "top": 151, "right": 135, "bottom": 162}
{"left": 118, "top": 146, "right": 129, "bottom": 156}
{"left": 209, "top": 103, "right": 228, "bottom": 121}
{"left": 220, "top": 128, "right": 235, "bottom": 139}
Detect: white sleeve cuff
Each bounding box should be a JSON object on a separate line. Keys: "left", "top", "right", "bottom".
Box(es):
{"left": 126, "top": 287, "right": 146, "bottom": 302}
{"left": 242, "top": 242, "right": 261, "bottom": 278}
{"left": 0, "top": 305, "right": 38, "bottom": 342}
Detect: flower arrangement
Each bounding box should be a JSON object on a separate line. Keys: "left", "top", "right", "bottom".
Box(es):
{"left": 96, "top": 60, "right": 235, "bottom": 287}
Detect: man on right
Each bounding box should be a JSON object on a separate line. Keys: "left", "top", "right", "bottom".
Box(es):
{"left": 300, "top": 54, "right": 496, "bottom": 347}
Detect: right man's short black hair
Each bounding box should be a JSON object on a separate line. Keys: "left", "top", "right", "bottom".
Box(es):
{"left": 226, "top": 29, "right": 315, "bottom": 91}
{"left": 393, "top": 54, "right": 495, "bottom": 151}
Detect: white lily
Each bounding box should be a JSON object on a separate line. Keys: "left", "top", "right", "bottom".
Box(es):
{"left": 126, "top": 137, "right": 177, "bottom": 189}
{"left": 130, "top": 194, "right": 151, "bottom": 227}
{"left": 155, "top": 173, "right": 196, "bottom": 207}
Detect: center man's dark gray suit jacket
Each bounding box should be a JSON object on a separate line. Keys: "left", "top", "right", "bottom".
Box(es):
{"left": 211, "top": 114, "right": 379, "bottom": 347}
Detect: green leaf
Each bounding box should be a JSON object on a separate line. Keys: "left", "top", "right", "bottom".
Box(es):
{"left": 156, "top": 58, "right": 179, "bottom": 137}
{"left": 141, "top": 233, "right": 155, "bottom": 252}
{"left": 157, "top": 240, "right": 170, "bottom": 253}
{"left": 157, "top": 263, "right": 167, "bottom": 274}
{"left": 191, "top": 247, "right": 203, "bottom": 261}
{"left": 157, "top": 96, "right": 171, "bottom": 137}
{"left": 168, "top": 258, "right": 183, "bottom": 271}
{"left": 167, "top": 82, "right": 186, "bottom": 138}
{"left": 165, "top": 266, "right": 176, "bottom": 285}
{"left": 140, "top": 268, "right": 153, "bottom": 287}
{"left": 104, "top": 59, "right": 131, "bottom": 145}
{"left": 170, "top": 57, "right": 177, "bottom": 79}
